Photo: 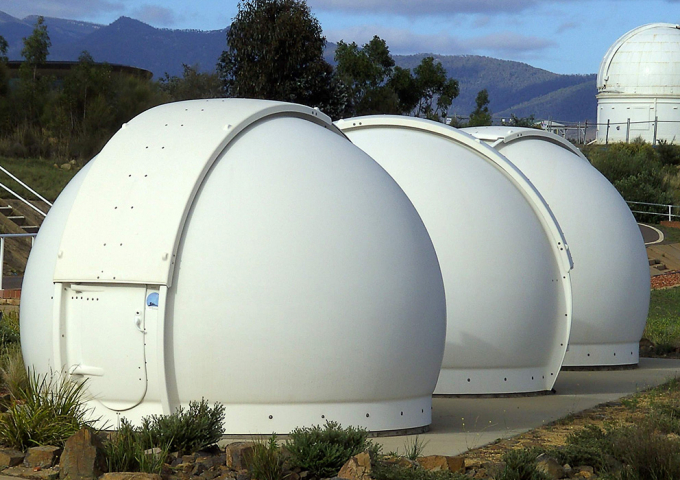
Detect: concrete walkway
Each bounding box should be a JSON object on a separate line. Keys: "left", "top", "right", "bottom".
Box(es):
{"left": 377, "top": 357, "right": 680, "bottom": 457}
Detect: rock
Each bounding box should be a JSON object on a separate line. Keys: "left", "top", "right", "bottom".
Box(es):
{"left": 200, "top": 471, "right": 220, "bottom": 480}
{"left": 535, "top": 454, "right": 564, "bottom": 479}
{"left": 463, "top": 458, "right": 485, "bottom": 470}
{"left": 59, "top": 428, "right": 107, "bottom": 480}
{"left": 100, "top": 474, "right": 162, "bottom": 480}
{"left": 337, "top": 452, "right": 371, "bottom": 480}
{"left": 182, "top": 454, "right": 197, "bottom": 464}
{"left": 380, "top": 456, "right": 415, "bottom": 469}
{"left": 416, "top": 456, "right": 464, "bottom": 473}
{"left": 3, "top": 465, "right": 60, "bottom": 480}
{"left": 225, "top": 443, "right": 255, "bottom": 471}
{"left": 0, "top": 448, "right": 26, "bottom": 467}
{"left": 60, "top": 164, "right": 72, "bottom": 171}
{"left": 26, "top": 446, "right": 62, "bottom": 468}
{"left": 445, "top": 456, "right": 465, "bottom": 473}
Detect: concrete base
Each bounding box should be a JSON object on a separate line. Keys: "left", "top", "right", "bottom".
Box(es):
{"left": 374, "top": 357, "right": 680, "bottom": 457}
{"left": 562, "top": 342, "right": 639, "bottom": 367}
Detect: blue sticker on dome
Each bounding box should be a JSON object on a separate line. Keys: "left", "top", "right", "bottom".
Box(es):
{"left": 146, "top": 292, "right": 159, "bottom": 307}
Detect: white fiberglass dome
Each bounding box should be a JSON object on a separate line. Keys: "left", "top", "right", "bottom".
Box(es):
{"left": 21, "top": 99, "right": 447, "bottom": 434}
{"left": 598, "top": 23, "right": 680, "bottom": 95}
{"left": 464, "top": 127, "right": 650, "bottom": 367}
{"left": 337, "top": 116, "right": 573, "bottom": 395}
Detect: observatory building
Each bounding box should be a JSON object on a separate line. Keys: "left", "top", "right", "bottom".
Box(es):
{"left": 465, "top": 127, "right": 650, "bottom": 367}
{"left": 21, "top": 99, "right": 448, "bottom": 433}
{"left": 597, "top": 23, "right": 680, "bottom": 144}
{"left": 337, "top": 116, "right": 573, "bottom": 395}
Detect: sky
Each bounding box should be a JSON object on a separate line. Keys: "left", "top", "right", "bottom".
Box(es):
{"left": 0, "top": 0, "right": 679, "bottom": 75}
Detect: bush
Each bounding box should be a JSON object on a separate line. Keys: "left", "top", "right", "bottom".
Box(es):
{"left": 249, "top": 434, "right": 288, "bottom": 480}
{"left": 139, "top": 399, "right": 225, "bottom": 455}
{"left": 104, "top": 418, "right": 169, "bottom": 474}
{"left": 549, "top": 424, "right": 612, "bottom": 472}
{"left": 585, "top": 142, "right": 674, "bottom": 221}
{"left": 609, "top": 422, "right": 680, "bottom": 480}
{"left": 286, "top": 421, "right": 377, "bottom": 478}
{"left": 372, "top": 460, "right": 465, "bottom": 480}
{"left": 495, "top": 449, "right": 550, "bottom": 480}
{"left": 0, "top": 370, "right": 97, "bottom": 449}
{"left": 0, "top": 310, "right": 20, "bottom": 351}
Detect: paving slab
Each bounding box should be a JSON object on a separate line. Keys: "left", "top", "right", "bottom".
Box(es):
{"left": 377, "top": 357, "right": 680, "bottom": 457}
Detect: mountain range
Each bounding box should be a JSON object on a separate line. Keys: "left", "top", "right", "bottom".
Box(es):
{"left": 0, "top": 12, "right": 597, "bottom": 122}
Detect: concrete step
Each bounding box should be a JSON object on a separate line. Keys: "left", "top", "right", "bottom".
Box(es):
{"left": 0, "top": 206, "right": 12, "bottom": 216}
{"left": 22, "top": 226, "right": 39, "bottom": 234}
{"left": 7, "top": 216, "right": 25, "bottom": 227}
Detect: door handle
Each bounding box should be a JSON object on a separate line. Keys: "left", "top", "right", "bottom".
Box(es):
{"left": 134, "top": 315, "right": 146, "bottom": 334}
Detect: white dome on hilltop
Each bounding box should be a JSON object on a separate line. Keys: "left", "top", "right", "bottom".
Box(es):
{"left": 20, "top": 99, "right": 447, "bottom": 434}
{"left": 598, "top": 23, "right": 680, "bottom": 96}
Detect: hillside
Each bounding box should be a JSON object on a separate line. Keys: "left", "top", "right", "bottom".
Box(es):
{"left": 0, "top": 11, "right": 596, "bottom": 121}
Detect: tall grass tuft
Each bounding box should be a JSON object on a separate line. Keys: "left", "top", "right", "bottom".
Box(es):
{"left": 0, "top": 370, "right": 97, "bottom": 449}
{"left": 250, "top": 434, "right": 289, "bottom": 480}
{"left": 104, "top": 418, "right": 169, "bottom": 474}
{"left": 0, "top": 343, "right": 28, "bottom": 401}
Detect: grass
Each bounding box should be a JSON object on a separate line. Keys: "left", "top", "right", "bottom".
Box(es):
{"left": 652, "top": 223, "right": 680, "bottom": 244}
{"left": 0, "top": 156, "right": 78, "bottom": 203}
{"left": 0, "top": 370, "right": 98, "bottom": 449}
{"left": 644, "top": 288, "right": 680, "bottom": 354}
{"left": 104, "top": 418, "right": 170, "bottom": 474}
{"left": 249, "top": 435, "right": 288, "bottom": 480}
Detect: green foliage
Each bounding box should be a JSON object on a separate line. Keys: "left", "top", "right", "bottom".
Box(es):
{"left": 468, "top": 89, "right": 492, "bottom": 126}
{"left": 250, "top": 434, "right": 289, "bottom": 480}
{"left": 412, "top": 57, "right": 459, "bottom": 122}
{"left": 372, "top": 459, "right": 465, "bottom": 480}
{"left": 609, "top": 422, "right": 680, "bottom": 480}
{"left": 159, "top": 64, "right": 224, "bottom": 101}
{"left": 139, "top": 399, "right": 225, "bottom": 455}
{"left": 0, "top": 370, "right": 98, "bottom": 449}
{"left": 495, "top": 449, "right": 550, "bottom": 480}
{"left": 509, "top": 114, "right": 537, "bottom": 128}
{"left": 549, "top": 424, "right": 612, "bottom": 471}
{"left": 402, "top": 436, "right": 428, "bottom": 461}
{"left": 286, "top": 420, "right": 377, "bottom": 478}
{"left": 0, "top": 344, "right": 28, "bottom": 402}
{"left": 655, "top": 140, "right": 680, "bottom": 167}
{"left": 104, "top": 418, "right": 169, "bottom": 474}
{"left": 584, "top": 142, "right": 674, "bottom": 221}
{"left": 0, "top": 35, "right": 8, "bottom": 63}
{"left": 21, "top": 16, "right": 51, "bottom": 67}
{"left": 335, "top": 36, "right": 399, "bottom": 116}
{"left": 218, "top": 0, "right": 345, "bottom": 118}
{"left": 0, "top": 310, "right": 20, "bottom": 350}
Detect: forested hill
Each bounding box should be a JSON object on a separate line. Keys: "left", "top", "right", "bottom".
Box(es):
{"left": 0, "top": 11, "right": 596, "bottom": 122}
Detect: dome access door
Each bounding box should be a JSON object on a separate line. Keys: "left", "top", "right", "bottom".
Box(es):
{"left": 59, "top": 283, "right": 149, "bottom": 411}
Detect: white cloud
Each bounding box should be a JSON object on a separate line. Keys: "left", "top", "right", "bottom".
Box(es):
{"left": 130, "top": 4, "right": 177, "bottom": 26}
{"left": 0, "top": 0, "right": 123, "bottom": 20}
{"left": 309, "top": 0, "right": 538, "bottom": 16}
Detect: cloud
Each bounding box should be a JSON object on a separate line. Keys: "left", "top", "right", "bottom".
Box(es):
{"left": 557, "top": 21, "right": 578, "bottom": 33}
{"left": 0, "top": 0, "right": 123, "bottom": 20}
{"left": 129, "top": 4, "right": 177, "bottom": 26}
{"left": 309, "top": 0, "right": 538, "bottom": 16}
{"left": 326, "top": 26, "right": 556, "bottom": 57}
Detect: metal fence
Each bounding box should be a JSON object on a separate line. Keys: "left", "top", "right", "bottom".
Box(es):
{"left": 626, "top": 201, "right": 680, "bottom": 222}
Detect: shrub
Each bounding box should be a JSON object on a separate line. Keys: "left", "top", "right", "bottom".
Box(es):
{"left": 286, "top": 421, "right": 378, "bottom": 478}
{"left": 0, "top": 311, "right": 20, "bottom": 351}
{"left": 0, "top": 370, "right": 97, "bottom": 449}
{"left": 104, "top": 418, "right": 169, "bottom": 474}
{"left": 139, "top": 399, "right": 225, "bottom": 455}
{"left": 609, "top": 422, "right": 680, "bottom": 480}
{"left": 372, "top": 460, "right": 465, "bottom": 480}
{"left": 549, "top": 424, "right": 612, "bottom": 472}
{"left": 250, "top": 434, "right": 288, "bottom": 480}
{"left": 495, "top": 449, "right": 550, "bottom": 480}
{"left": 586, "top": 142, "right": 674, "bottom": 221}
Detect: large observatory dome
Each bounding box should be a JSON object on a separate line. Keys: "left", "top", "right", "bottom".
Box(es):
{"left": 337, "top": 116, "right": 573, "bottom": 395}
{"left": 464, "top": 126, "right": 650, "bottom": 367}
{"left": 597, "top": 23, "right": 680, "bottom": 143}
{"left": 21, "top": 99, "right": 447, "bottom": 433}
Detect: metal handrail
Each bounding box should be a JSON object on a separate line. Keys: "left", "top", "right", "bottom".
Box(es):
{"left": 0, "top": 233, "right": 37, "bottom": 290}
{"left": 626, "top": 201, "right": 680, "bottom": 222}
